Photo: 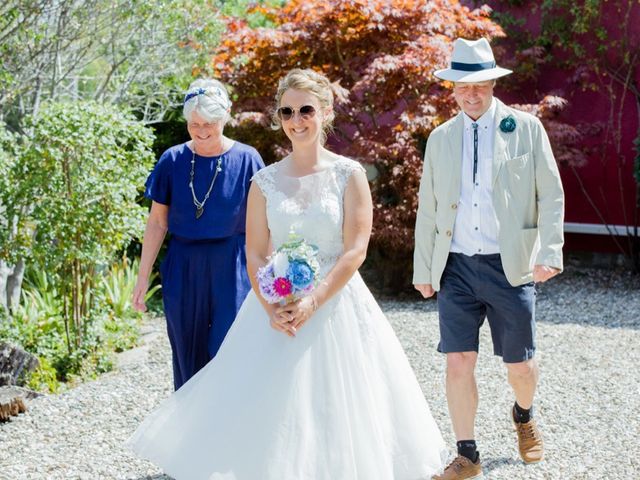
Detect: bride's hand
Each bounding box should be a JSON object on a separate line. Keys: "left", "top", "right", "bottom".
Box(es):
{"left": 277, "top": 295, "right": 317, "bottom": 333}
{"left": 269, "top": 306, "right": 296, "bottom": 337}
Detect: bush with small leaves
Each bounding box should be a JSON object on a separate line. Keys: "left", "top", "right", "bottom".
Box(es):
{"left": 17, "top": 101, "right": 155, "bottom": 352}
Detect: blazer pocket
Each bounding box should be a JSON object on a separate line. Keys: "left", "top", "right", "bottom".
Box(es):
{"left": 504, "top": 153, "right": 533, "bottom": 189}
{"left": 518, "top": 227, "right": 539, "bottom": 273}
{"left": 506, "top": 152, "right": 531, "bottom": 169}
{"left": 505, "top": 153, "right": 531, "bottom": 168}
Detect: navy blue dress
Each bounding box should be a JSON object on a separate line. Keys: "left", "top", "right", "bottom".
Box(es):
{"left": 145, "top": 141, "right": 264, "bottom": 390}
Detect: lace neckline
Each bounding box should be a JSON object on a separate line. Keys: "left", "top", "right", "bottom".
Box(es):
{"left": 277, "top": 157, "right": 344, "bottom": 179}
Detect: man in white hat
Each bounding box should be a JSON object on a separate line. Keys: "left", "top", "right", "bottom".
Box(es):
{"left": 413, "top": 38, "right": 564, "bottom": 479}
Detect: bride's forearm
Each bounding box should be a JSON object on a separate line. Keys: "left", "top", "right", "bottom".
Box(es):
{"left": 311, "top": 247, "right": 367, "bottom": 308}
{"left": 310, "top": 169, "right": 372, "bottom": 309}
{"left": 247, "top": 254, "right": 275, "bottom": 315}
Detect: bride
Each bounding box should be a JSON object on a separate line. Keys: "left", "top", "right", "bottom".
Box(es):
{"left": 127, "top": 68, "right": 447, "bottom": 479}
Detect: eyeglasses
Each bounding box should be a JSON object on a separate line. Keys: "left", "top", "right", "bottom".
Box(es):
{"left": 277, "top": 105, "right": 316, "bottom": 121}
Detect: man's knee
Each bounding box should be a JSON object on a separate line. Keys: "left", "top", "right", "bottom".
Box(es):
{"left": 506, "top": 358, "right": 538, "bottom": 378}
{"left": 446, "top": 352, "right": 477, "bottom": 379}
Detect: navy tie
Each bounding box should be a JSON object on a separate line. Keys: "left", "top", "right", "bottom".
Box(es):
{"left": 472, "top": 122, "right": 479, "bottom": 185}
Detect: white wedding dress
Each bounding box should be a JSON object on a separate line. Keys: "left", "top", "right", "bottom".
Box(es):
{"left": 127, "top": 157, "right": 447, "bottom": 480}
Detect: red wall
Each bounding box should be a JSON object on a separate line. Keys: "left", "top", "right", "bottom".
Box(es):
{"left": 470, "top": 1, "right": 640, "bottom": 253}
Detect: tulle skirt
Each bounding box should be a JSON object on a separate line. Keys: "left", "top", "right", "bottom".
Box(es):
{"left": 127, "top": 272, "right": 447, "bottom": 480}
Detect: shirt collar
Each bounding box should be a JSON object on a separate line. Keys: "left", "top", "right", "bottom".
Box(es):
{"left": 463, "top": 97, "right": 497, "bottom": 131}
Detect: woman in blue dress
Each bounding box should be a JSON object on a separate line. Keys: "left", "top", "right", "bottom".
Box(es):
{"left": 132, "top": 79, "right": 264, "bottom": 390}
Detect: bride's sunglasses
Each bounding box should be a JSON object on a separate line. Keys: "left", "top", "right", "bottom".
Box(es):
{"left": 277, "top": 105, "right": 316, "bottom": 121}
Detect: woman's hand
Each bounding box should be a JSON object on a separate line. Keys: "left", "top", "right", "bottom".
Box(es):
{"left": 133, "top": 201, "right": 168, "bottom": 313}
{"left": 275, "top": 295, "right": 317, "bottom": 334}
{"left": 132, "top": 278, "right": 149, "bottom": 312}
{"left": 268, "top": 304, "right": 297, "bottom": 337}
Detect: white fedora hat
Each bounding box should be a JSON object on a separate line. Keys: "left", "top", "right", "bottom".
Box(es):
{"left": 434, "top": 38, "right": 512, "bottom": 82}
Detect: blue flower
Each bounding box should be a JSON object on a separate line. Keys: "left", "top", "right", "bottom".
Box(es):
{"left": 500, "top": 116, "right": 517, "bottom": 133}
{"left": 287, "top": 260, "right": 314, "bottom": 290}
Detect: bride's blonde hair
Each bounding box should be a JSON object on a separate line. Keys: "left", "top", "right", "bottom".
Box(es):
{"left": 271, "top": 69, "right": 335, "bottom": 144}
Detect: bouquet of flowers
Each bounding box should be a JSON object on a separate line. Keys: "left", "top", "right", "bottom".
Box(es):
{"left": 256, "top": 233, "right": 320, "bottom": 305}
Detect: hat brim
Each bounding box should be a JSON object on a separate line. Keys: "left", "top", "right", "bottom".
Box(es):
{"left": 434, "top": 67, "right": 512, "bottom": 83}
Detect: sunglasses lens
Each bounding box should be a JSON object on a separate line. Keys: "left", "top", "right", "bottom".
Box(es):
{"left": 278, "top": 107, "right": 293, "bottom": 120}
{"left": 278, "top": 105, "right": 316, "bottom": 121}
{"left": 299, "top": 105, "right": 316, "bottom": 118}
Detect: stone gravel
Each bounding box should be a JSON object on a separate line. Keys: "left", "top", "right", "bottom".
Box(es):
{"left": 1, "top": 266, "right": 639, "bottom": 479}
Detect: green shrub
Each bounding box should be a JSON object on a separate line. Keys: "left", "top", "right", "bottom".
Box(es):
{"left": 27, "top": 357, "right": 61, "bottom": 393}
{"left": 16, "top": 101, "right": 156, "bottom": 352}
{"left": 98, "top": 256, "right": 161, "bottom": 322}
{"left": 0, "top": 256, "right": 162, "bottom": 391}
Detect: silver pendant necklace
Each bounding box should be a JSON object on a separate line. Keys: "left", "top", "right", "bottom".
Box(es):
{"left": 189, "top": 145, "right": 223, "bottom": 219}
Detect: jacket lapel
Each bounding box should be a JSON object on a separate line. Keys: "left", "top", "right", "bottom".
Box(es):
{"left": 447, "top": 113, "right": 464, "bottom": 200}
{"left": 493, "top": 98, "right": 510, "bottom": 186}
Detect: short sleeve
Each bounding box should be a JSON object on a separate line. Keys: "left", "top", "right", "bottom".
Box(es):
{"left": 335, "top": 157, "right": 366, "bottom": 191}
{"left": 248, "top": 147, "right": 266, "bottom": 177}
{"left": 144, "top": 150, "right": 172, "bottom": 205}
{"left": 251, "top": 164, "right": 276, "bottom": 198}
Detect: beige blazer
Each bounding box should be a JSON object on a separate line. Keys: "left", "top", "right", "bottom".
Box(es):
{"left": 413, "top": 98, "right": 564, "bottom": 289}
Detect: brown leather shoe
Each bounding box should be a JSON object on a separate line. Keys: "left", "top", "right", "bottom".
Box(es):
{"left": 512, "top": 407, "right": 544, "bottom": 463}
{"left": 433, "top": 454, "right": 482, "bottom": 479}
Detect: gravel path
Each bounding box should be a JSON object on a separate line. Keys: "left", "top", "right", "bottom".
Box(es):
{"left": 1, "top": 267, "right": 639, "bottom": 479}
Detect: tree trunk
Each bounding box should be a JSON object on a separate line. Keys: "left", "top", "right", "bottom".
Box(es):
{"left": 0, "top": 259, "right": 24, "bottom": 313}
{"left": 0, "top": 260, "right": 9, "bottom": 311}
{"left": 0, "top": 385, "right": 40, "bottom": 422}
{"left": 6, "top": 258, "right": 24, "bottom": 310}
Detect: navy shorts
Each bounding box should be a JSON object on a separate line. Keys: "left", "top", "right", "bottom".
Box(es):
{"left": 436, "top": 253, "right": 536, "bottom": 363}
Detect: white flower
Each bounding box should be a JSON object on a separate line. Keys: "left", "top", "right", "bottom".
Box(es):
{"left": 272, "top": 252, "right": 290, "bottom": 278}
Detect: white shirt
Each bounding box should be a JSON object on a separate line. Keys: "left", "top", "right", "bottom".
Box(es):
{"left": 450, "top": 97, "right": 500, "bottom": 256}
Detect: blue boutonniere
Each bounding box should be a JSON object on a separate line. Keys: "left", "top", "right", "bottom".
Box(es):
{"left": 499, "top": 116, "right": 516, "bottom": 133}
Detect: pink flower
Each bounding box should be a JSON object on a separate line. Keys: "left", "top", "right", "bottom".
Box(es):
{"left": 273, "top": 277, "right": 292, "bottom": 296}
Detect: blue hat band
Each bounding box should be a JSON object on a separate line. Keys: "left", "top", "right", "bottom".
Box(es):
{"left": 450, "top": 61, "right": 497, "bottom": 72}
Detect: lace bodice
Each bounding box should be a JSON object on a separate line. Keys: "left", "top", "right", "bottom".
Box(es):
{"left": 252, "top": 157, "right": 365, "bottom": 272}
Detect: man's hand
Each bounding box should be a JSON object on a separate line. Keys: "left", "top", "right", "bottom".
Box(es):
{"left": 414, "top": 283, "right": 435, "bottom": 298}
{"left": 533, "top": 265, "right": 560, "bottom": 283}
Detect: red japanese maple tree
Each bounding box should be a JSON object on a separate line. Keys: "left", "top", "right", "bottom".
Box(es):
{"left": 212, "top": 0, "right": 574, "bottom": 290}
